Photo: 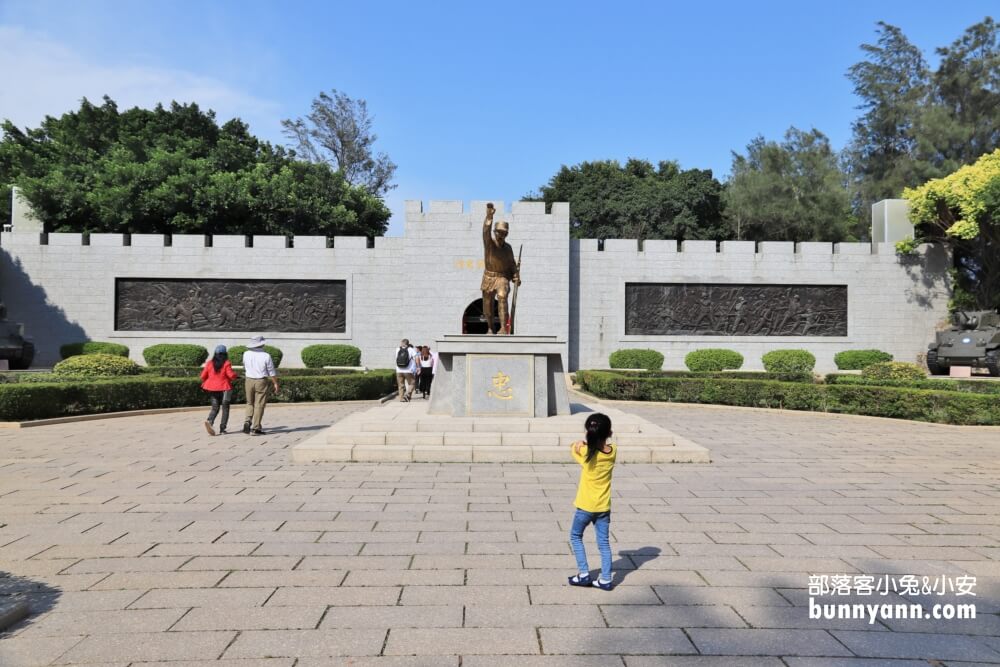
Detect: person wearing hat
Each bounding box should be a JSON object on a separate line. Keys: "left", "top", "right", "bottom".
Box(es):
{"left": 242, "top": 335, "right": 279, "bottom": 435}
{"left": 481, "top": 202, "right": 521, "bottom": 335}
{"left": 200, "top": 344, "right": 238, "bottom": 435}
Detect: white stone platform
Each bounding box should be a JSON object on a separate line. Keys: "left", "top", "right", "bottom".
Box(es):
{"left": 292, "top": 398, "right": 711, "bottom": 464}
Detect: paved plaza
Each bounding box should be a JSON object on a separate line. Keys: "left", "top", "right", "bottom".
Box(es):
{"left": 0, "top": 397, "right": 998, "bottom": 666}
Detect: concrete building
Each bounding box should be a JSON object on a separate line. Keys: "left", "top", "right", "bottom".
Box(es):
{"left": 0, "top": 197, "right": 949, "bottom": 371}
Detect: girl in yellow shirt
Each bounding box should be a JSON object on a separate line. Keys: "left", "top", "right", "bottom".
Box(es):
{"left": 568, "top": 412, "right": 616, "bottom": 590}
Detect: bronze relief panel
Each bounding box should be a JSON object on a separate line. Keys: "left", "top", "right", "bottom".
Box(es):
{"left": 625, "top": 283, "right": 847, "bottom": 336}
{"left": 115, "top": 278, "right": 346, "bottom": 333}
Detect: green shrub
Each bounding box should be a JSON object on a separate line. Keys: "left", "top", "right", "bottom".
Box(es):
{"left": 684, "top": 349, "right": 744, "bottom": 372}
{"left": 609, "top": 348, "right": 664, "bottom": 371}
{"left": 144, "top": 366, "right": 356, "bottom": 378}
{"left": 575, "top": 370, "right": 1000, "bottom": 425}
{"left": 825, "top": 373, "right": 1000, "bottom": 395}
{"left": 53, "top": 354, "right": 140, "bottom": 378}
{"left": 143, "top": 344, "right": 209, "bottom": 367}
{"left": 761, "top": 349, "right": 816, "bottom": 374}
{"left": 301, "top": 344, "right": 362, "bottom": 368}
{"left": 60, "top": 341, "right": 131, "bottom": 359}
{"left": 229, "top": 345, "right": 283, "bottom": 368}
{"left": 834, "top": 349, "right": 893, "bottom": 370}
{"left": 0, "top": 370, "right": 395, "bottom": 421}
{"left": 862, "top": 361, "right": 926, "bottom": 383}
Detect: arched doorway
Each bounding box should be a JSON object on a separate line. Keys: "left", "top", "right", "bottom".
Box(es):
{"left": 462, "top": 297, "right": 499, "bottom": 334}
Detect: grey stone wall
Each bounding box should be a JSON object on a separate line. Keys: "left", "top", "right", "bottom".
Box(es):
{"left": 570, "top": 238, "right": 951, "bottom": 371}
{"left": 0, "top": 200, "right": 570, "bottom": 368}
{"left": 0, "top": 199, "right": 950, "bottom": 371}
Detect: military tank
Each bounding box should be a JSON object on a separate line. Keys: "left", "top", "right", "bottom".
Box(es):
{"left": 927, "top": 310, "right": 1000, "bottom": 377}
{"left": 0, "top": 300, "right": 35, "bottom": 370}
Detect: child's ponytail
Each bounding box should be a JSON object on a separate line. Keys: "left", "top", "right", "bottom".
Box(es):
{"left": 584, "top": 413, "right": 613, "bottom": 463}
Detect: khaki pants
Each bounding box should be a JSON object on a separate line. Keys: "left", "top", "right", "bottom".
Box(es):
{"left": 244, "top": 378, "right": 271, "bottom": 430}
{"left": 396, "top": 372, "right": 414, "bottom": 401}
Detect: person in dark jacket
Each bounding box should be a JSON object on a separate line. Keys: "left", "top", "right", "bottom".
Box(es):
{"left": 201, "top": 344, "right": 238, "bottom": 435}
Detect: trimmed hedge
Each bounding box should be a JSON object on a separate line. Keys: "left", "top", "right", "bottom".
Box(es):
{"left": 684, "top": 349, "right": 744, "bottom": 372}
{"left": 301, "top": 344, "right": 362, "bottom": 368}
{"left": 609, "top": 349, "right": 664, "bottom": 371}
{"left": 862, "top": 361, "right": 926, "bottom": 383}
{"left": 144, "top": 366, "right": 357, "bottom": 378}
{"left": 834, "top": 349, "right": 892, "bottom": 370}
{"left": 825, "top": 373, "right": 1000, "bottom": 395}
{"left": 229, "top": 345, "right": 284, "bottom": 368}
{"left": 60, "top": 341, "right": 130, "bottom": 359}
{"left": 762, "top": 349, "right": 816, "bottom": 374}
{"left": 53, "top": 354, "right": 140, "bottom": 378}
{"left": 575, "top": 370, "right": 1000, "bottom": 425}
{"left": 143, "top": 344, "right": 209, "bottom": 367}
{"left": 647, "top": 370, "right": 814, "bottom": 383}
{"left": 0, "top": 370, "right": 395, "bottom": 421}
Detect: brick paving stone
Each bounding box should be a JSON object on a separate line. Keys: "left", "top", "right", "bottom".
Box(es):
{"left": 624, "top": 659, "right": 785, "bottom": 667}
{"left": 54, "top": 630, "right": 236, "bottom": 663}
{"left": 687, "top": 628, "right": 853, "bottom": 656}
{"left": 223, "top": 629, "right": 387, "bottom": 658}
{"left": 134, "top": 661, "right": 294, "bottom": 667}
{"left": 653, "top": 585, "right": 790, "bottom": 606}
{"left": 539, "top": 627, "right": 696, "bottom": 655}
{"left": 299, "top": 659, "right": 457, "bottom": 667}
{"left": 783, "top": 660, "right": 937, "bottom": 666}
{"left": 218, "top": 570, "right": 347, "bottom": 588}
{"left": 172, "top": 605, "right": 324, "bottom": 631}
{"left": 0, "top": 635, "right": 83, "bottom": 666}
{"left": 385, "top": 627, "right": 540, "bottom": 655}
{"left": 529, "top": 585, "right": 663, "bottom": 605}
{"left": 465, "top": 604, "right": 606, "bottom": 627}
{"left": 342, "top": 569, "right": 464, "bottom": 586}
{"left": 832, "top": 630, "right": 1000, "bottom": 661}
{"left": 265, "top": 585, "right": 400, "bottom": 606}
{"left": 400, "top": 584, "right": 530, "bottom": 606}
{"left": 320, "top": 604, "right": 463, "bottom": 628}
{"left": 602, "top": 604, "right": 748, "bottom": 628}
{"left": 129, "top": 587, "right": 274, "bottom": 609}
{"left": 14, "top": 608, "right": 187, "bottom": 636}
{"left": 465, "top": 658, "right": 624, "bottom": 667}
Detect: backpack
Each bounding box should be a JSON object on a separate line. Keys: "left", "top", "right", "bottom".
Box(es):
{"left": 395, "top": 347, "right": 410, "bottom": 368}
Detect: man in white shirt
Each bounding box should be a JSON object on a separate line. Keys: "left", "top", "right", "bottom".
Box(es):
{"left": 394, "top": 338, "right": 417, "bottom": 402}
{"left": 242, "top": 335, "right": 279, "bottom": 435}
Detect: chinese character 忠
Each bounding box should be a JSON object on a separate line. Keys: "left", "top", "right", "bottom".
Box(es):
{"left": 488, "top": 371, "right": 514, "bottom": 400}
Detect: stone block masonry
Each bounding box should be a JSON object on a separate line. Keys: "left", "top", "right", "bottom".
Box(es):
{"left": 0, "top": 200, "right": 949, "bottom": 371}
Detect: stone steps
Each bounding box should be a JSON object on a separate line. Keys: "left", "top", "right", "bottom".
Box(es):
{"left": 292, "top": 400, "right": 711, "bottom": 464}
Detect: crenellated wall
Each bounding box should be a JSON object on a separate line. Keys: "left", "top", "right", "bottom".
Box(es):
{"left": 0, "top": 199, "right": 950, "bottom": 371}
{"left": 570, "top": 237, "right": 951, "bottom": 371}
{"left": 0, "top": 200, "right": 571, "bottom": 368}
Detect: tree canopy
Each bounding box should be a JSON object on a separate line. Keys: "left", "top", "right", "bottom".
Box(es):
{"left": 847, "top": 18, "right": 1000, "bottom": 222}
{"left": 724, "top": 127, "right": 854, "bottom": 242}
{"left": 0, "top": 96, "right": 390, "bottom": 236}
{"left": 902, "top": 149, "right": 1000, "bottom": 310}
{"left": 282, "top": 90, "right": 397, "bottom": 198}
{"left": 526, "top": 158, "right": 725, "bottom": 241}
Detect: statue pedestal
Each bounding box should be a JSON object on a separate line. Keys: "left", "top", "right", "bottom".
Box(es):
{"left": 428, "top": 335, "right": 570, "bottom": 417}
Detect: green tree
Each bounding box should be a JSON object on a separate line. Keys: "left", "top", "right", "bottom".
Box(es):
{"left": 902, "top": 149, "right": 1000, "bottom": 310}
{"left": 0, "top": 96, "right": 390, "bottom": 236}
{"left": 915, "top": 18, "right": 1000, "bottom": 175}
{"left": 724, "top": 127, "right": 853, "bottom": 242}
{"left": 845, "top": 22, "right": 931, "bottom": 220}
{"left": 282, "top": 90, "right": 397, "bottom": 197}
{"left": 527, "top": 158, "right": 725, "bottom": 241}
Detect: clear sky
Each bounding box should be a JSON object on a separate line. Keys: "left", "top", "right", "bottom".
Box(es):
{"left": 1, "top": 0, "right": 995, "bottom": 235}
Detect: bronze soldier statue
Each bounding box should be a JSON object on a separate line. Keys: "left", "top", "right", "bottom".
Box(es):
{"left": 481, "top": 203, "right": 521, "bottom": 335}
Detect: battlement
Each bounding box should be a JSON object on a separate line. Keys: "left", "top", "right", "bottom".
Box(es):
{"left": 404, "top": 200, "right": 570, "bottom": 221}
{"left": 576, "top": 238, "right": 912, "bottom": 257}
{"left": 0, "top": 232, "right": 377, "bottom": 250}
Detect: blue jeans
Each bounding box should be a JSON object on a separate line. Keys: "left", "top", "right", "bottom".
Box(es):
{"left": 569, "top": 508, "right": 612, "bottom": 582}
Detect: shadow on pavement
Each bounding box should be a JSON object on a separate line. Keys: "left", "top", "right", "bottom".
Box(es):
{"left": 0, "top": 571, "right": 61, "bottom": 634}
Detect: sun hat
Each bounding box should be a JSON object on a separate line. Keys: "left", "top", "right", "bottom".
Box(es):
{"left": 248, "top": 335, "right": 266, "bottom": 349}
{"left": 214, "top": 344, "right": 227, "bottom": 354}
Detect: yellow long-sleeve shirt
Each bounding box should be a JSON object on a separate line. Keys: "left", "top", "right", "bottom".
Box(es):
{"left": 571, "top": 441, "right": 616, "bottom": 512}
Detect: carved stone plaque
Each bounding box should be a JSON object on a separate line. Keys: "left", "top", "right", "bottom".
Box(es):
{"left": 625, "top": 283, "right": 847, "bottom": 336}
{"left": 115, "top": 279, "right": 346, "bottom": 332}
{"left": 467, "top": 354, "right": 535, "bottom": 417}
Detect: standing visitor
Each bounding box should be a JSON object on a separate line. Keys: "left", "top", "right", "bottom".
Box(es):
{"left": 394, "top": 338, "right": 417, "bottom": 402}
{"left": 242, "top": 335, "right": 279, "bottom": 435}
{"left": 417, "top": 346, "right": 435, "bottom": 399}
{"left": 567, "top": 413, "right": 616, "bottom": 590}
{"left": 201, "top": 344, "right": 237, "bottom": 435}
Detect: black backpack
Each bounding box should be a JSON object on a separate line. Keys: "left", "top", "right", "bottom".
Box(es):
{"left": 395, "top": 347, "right": 410, "bottom": 367}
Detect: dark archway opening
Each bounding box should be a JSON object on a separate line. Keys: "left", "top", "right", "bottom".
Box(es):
{"left": 462, "top": 297, "right": 499, "bottom": 334}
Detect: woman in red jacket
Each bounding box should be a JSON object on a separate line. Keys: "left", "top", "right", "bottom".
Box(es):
{"left": 201, "top": 344, "right": 238, "bottom": 435}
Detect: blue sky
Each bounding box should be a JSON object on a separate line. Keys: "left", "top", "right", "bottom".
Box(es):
{"left": 0, "top": 0, "right": 996, "bottom": 235}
